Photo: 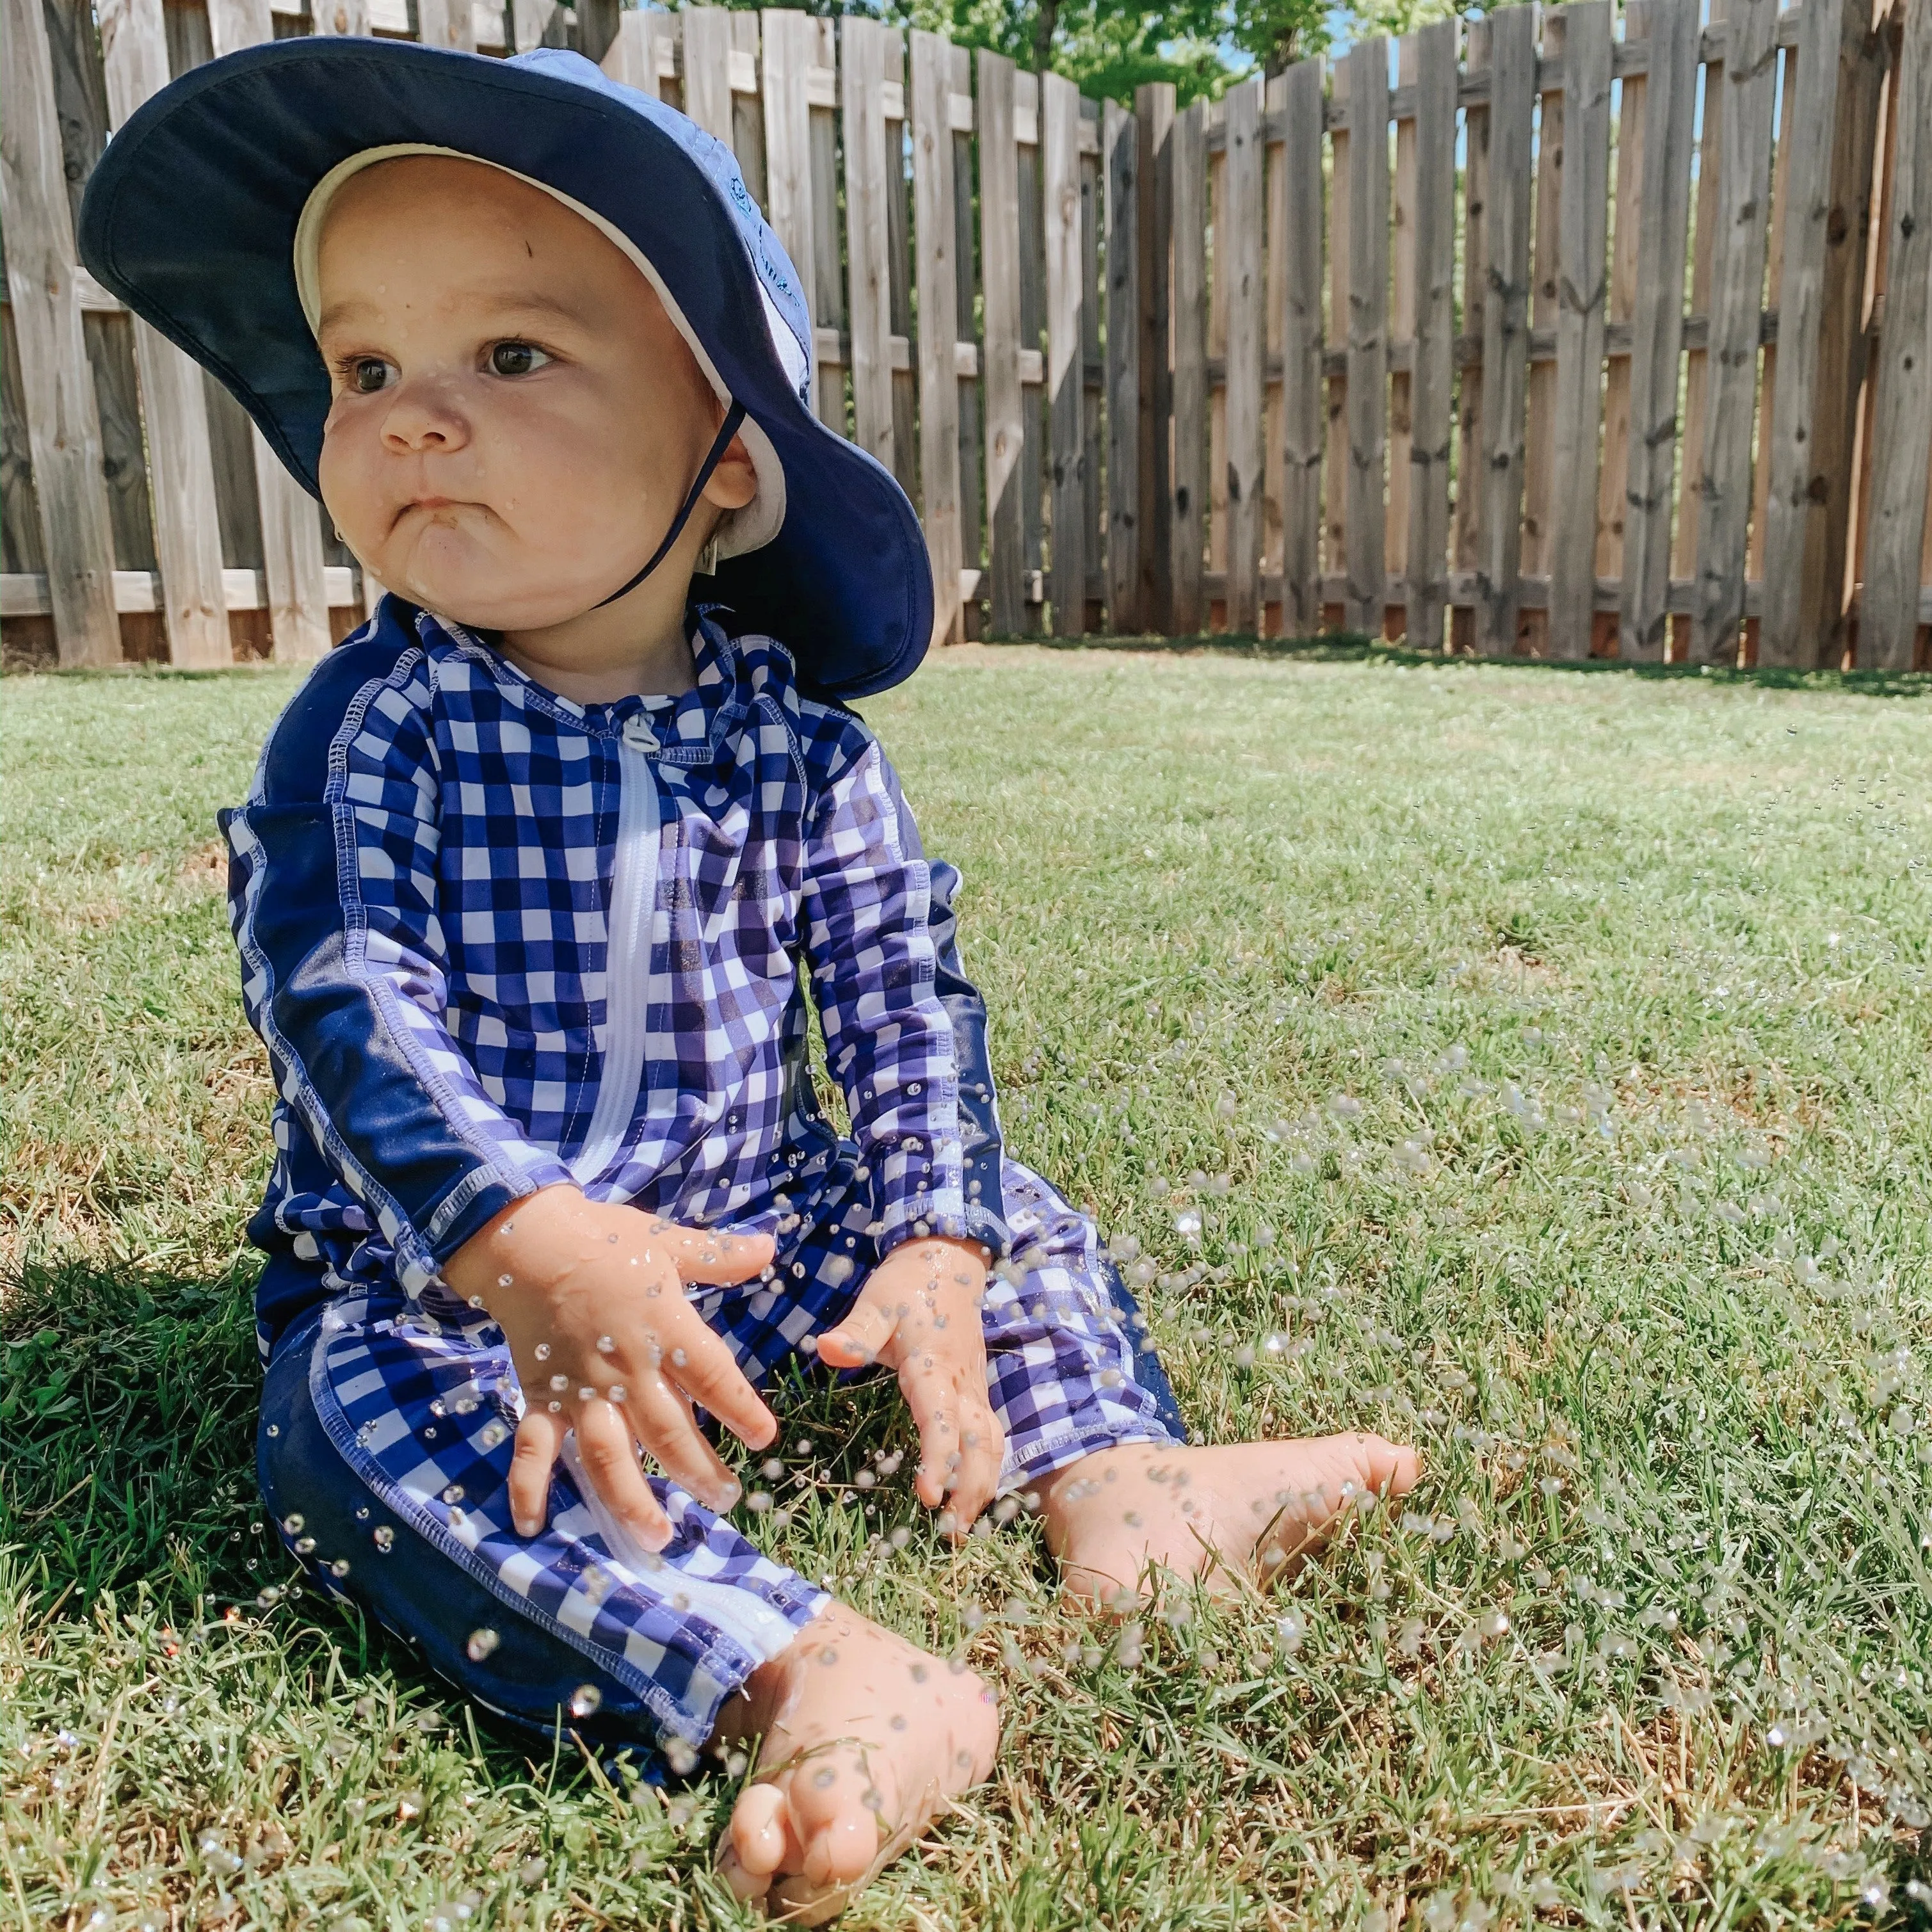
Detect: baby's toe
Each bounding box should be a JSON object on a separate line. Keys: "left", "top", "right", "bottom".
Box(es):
{"left": 790, "top": 1755, "right": 887, "bottom": 1887}
{"left": 1350, "top": 1431, "right": 1422, "bottom": 1499}
{"left": 727, "top": 1778, "right": 791, "bottom": 1881}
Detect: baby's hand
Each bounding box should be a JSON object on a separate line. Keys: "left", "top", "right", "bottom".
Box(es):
{"left": 816, "top": 1237, "right": 1002, "bottom": 1539}
{"left": 446, "top": 1186, "right": 778, "bottom": 1548}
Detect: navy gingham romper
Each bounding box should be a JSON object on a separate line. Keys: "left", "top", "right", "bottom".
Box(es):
{"left": 229, "top": 603, "right": 1184, "bottom": 1753}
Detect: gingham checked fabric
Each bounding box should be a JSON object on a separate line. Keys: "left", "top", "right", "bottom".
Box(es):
{"left": 282, "top": 1151, "right": 1180, "bottom": 1744}
{"left": 222, "top": 600, "right": 1005, "bottom": 1346}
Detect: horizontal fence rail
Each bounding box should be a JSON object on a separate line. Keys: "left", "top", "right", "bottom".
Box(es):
{"left": 1, "top": 0, "right": 1928, "bottom": 672}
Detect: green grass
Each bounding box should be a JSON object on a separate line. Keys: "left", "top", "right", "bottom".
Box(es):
{"left": 8, "top": 643, "right": 1932, "bottom": 1929}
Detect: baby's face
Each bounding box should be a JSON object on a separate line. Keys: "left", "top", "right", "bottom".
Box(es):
{"left": 315, "top": 155, "right": 732, "bottom": 632}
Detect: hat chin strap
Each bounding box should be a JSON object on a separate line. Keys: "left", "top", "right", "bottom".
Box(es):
{"left": 594, "top": 399, "right": 747, "bottom": 609}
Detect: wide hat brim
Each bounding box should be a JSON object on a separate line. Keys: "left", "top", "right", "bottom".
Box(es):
{"left": 77, "top": 37, "right": 932, "bottom": 700}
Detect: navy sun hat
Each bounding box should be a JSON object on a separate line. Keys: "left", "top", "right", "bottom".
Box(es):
{"left": 77, "top": 38, "right": 933, "bottom": 699}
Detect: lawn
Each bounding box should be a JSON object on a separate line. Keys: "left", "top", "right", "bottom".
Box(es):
{"left": 6, "top": 641, "right": 1932, "bottom": 1930}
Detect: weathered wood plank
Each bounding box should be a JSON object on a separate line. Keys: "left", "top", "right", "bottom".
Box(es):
{"left": 1325, "top": 101, "right": 1349, "bottom": 620}
{"left": 1343, "top": 40, "right": 1387, "bottom": 637}
{"left": 842, "top": 17, "right": 897, "bottom": 474}
{"left": 911, "top": 28, "right": 963, "bottom": 649}
{"left": 413, "top": 0, "right": 476, "bottom": 51}
{"left": 759, "top": 10, "right": 817, "bottom": 405}
{"left": 1170, "top": 99, "right": 1209, "bottom": 631}
{"left": 1794, "top": 0, "right": 1886, "bottom": 664}
{"left": 1744, "top": 35, "right": 1798, "bottom": 629}
{"left": 1079, "top": 104, "right": 1103, "bottom": 628}
{"left": 978, "top": 49, "right": 1026, "bottom": 633}
{"left": 1017, "top": 73, "right": 1047, "bottom": 621}
{"left": 808, "top": 17, "right": 844, "bottom": 433}
{"left": 1473, "top": 3, "right": 1533, "bottom": 656}
{"left": 1858, "top": 0, "right": 1932, "bottom": 666}
{"left": 0, "top": 0, "right": 118, "bottom": 662}
{"left": 1760, "top": 0, "right": 1844, "bottom": 663}
{"left": 1, "top": 303, "right": 46, "bottom": 576}
{"left": 1404, "top": 21, "right": 1455, "bottom": 650}
{"left": 1207, "top": 114, "right": 1228, "bottom": 611}
{"left": 1104, "top": 97, "right": 1141, "bottom": 630}
{"left": 204, "top": 0, "right": 331, "bottom": 660}
{"left": 1547, "top": 0, "right": 1613, "bottom": 659}
{"left": 951, "top": 40, "right": 982, "bottom": 623}
{"left": 1043, "top": 72, "right": 1085, "bottom": 633}
{"left": 1691, "top": 0, "right": 1778, "bottom": 664}
{"left": 1278, "top": 57, "right": 1325, "bottom": 635}
{"left": 1222, "top": 78, "right": 1266, "bottom": 633}
{"left": 1451, "top": 18, "right": 1490, "bottom": 647}
{"left": 885, "top": 38, "right": 917, "bottom": 500}
{"left": 1518, "top": 9, "right": 1565, "bottom": 657}
{"left": 101, "top": 0, "right": 230, "bottom": 667}
{"left": 1618, "top": 0, "right": 1700, "bottom": 661}
{"left": 680, "top": 8, "right": 735, "bottom": 146}
{"left": 1595, "top": 0, "right": 1647, "bottom": 624}
{"left": 1135, "top": 81, "right": 1175, "bottom": 630}
{"left": 1387, "top": 36, "right": 1418, "bottom": 620}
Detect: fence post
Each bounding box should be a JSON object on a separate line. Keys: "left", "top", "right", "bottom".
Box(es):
{"left": 1344, "top": 40, "right": 1390, "bottom": 638}
{"left": 1402, "top": 24, "right": 1456, "bottom": 652}
{"left": 1858, "top": 0, "right": 1932, "bottom": 666}
{"left": 0, "top": 0, "right": 120, "bottom": 665}
{"left": 1690, "top": 0, "right": 1779, "bottom": 664}
{"left": 1547, "top": 0, "right": 1613, "bottom": 661}
{"left": 1618, "top": 0, "right": 1700, "bottom": 660}
{"left": 1169, "top": 101, "right": 1208, "bottom": 633}
{"left": 911, "top": 29, "right": 963, "bottom": 650}
{"left": 208, "top": 0, "right": 333, "bottom": 663}
{"left": 1042, "top": 72, "right": 1084, "bottom": 633}
{"left": 1134, "top": 83, "right": 1174, "bottom": 632}
{"left": 1223, "top": 78, "right": 1266, "bottom": 636}
{"left": 1104, "top": 99, "right": 1141, "bottom": 632}
{"left": 977, "top": 51, "right": 1026, "bottom": 635}
{"left": 1473, "top": 5, "right": 1533, "bottom": 656}
{"left": 100, "top": 0, "right": 232, "bottom": 668}
{"left": 1277, "top": 58, "right": 1325, "bottom": 636}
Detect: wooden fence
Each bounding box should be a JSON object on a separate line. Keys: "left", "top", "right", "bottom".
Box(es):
{"left": 3, "top": 0, "right": 1928, "bottom": 673}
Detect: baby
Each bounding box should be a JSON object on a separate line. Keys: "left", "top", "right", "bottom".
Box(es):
{"left": 82, "top": 42, "right": 1417, "bottom": 1920}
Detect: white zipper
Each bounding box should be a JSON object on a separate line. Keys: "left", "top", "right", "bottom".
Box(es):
{"left": 570, "top": 714, "right": 661, "bottom": 1184}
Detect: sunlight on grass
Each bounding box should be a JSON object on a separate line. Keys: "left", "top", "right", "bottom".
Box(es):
{"left": 6, "top": 646, "right": 1932, "bottom": 1928}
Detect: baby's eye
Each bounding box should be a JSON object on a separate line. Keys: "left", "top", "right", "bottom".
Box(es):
{"left": 487, "top": 341, "right": 553, "bottom": 378}
{"left": 345, "top": 356, "right": 396, "bottom": 394}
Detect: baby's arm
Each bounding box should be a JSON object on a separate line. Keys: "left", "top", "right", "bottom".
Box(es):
{"left": 226, "top": 633, "right": 773, "bottom": 1544}
{"left": 796, "top": 727, "right": 1008, "bottom": 1530}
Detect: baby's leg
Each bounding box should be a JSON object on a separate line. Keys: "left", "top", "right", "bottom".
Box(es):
{"left": 261, "top": 1287, "right": 992, "bottom": 1925}
{"left": 986, "top": 1163, "right": 1420, "bottom": 1601}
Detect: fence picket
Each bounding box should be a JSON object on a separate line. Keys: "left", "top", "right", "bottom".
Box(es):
{"left": 0, "top": 0, "right": 118, "bottom": 663}
{"left": 1452, "top": 19, "right": 1489, "bottom": 648}
{"left": 950, "top": 40, "right": 983, "bottom": 628}
{"left": 1136, "top": 83, "right": 1175, "bottom": 630}
{"left": 1344, "top": 40, "right": 1389, "bottom": 638}
{"left": 1691, "top": 0, "right": 1778, "bottom": 664}
{"left": 1105, "top": 98, "right": 1141, "bottom": 631}
{"left": 1406, "top": 22, "right": 1456, "bottom": 650}
{"left": 1018, "top": 72, "right": 1047, "bottom": 624}
{"left": 1474, "top": 3, "right": 1533, "bottom": 656}
{"left": 1760, "top": 0, "right": 1842, "bottom": 662}
{"left": 1618, "top": 0, "right": 1700, "bottom": 661}
{"left": 1518, "top": 10, "right": 1565, "bottom": 659}
{"left": 1859, "top": 0, "right": 1932, "bottom": 666}
{"left": 1548, "top": 0, "right": 1613, "bottom": 660}
{"left": 1170, "top": 101, "right": 1208, "bottom": 631}
{"left": 842, "top": 17, "right": 897, "bottom": 476}
{"left": 101, "top": 0, "right": 230, "bottom": 668}
{"left": 1080, "top": 100, "right": 1103, "bottom": 630}
{"left": 912, "top": 29, "right": 963, "bottom": 650}
{"left": 1594, "top": 1, "right": 1646, "bottom": 617}
{"left": 978, "top": 49, "right": 1026, "bottom": 633}
{"left": 1388, "top": 38, "right": 1417, "bottom": 627}
{"left": 1278, "top": 58, "right": 1325, "bottom": 636}
{"left": 677, "top": 12, "right": 732, "bottom": 153}
{"left": 1043, "top": 72, "right": 1085, "bottom": 633}
{"left": 1223, "top": 78, "right": 1266, "bottom": 634}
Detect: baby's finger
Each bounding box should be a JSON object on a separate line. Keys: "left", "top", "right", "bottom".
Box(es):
{"left": 657, "top": 1223, "right": 777, "bottom": 1288}
{"left": 664, "top": 1316, "right": 778, "bottom": 1451}
{"left": 900, "top": 1362, "right": 962, "bottom": 1511}
{"left": 946, "top": 1382, "right": 1004, "bottom": 1529}
{"left": 508, "top": 1407, "right": 564, "bottom": 1538}
{"left": 574, "top": 1397, "right": 674, "bottom": 1549}
{"left": 815, "top": 1279, "right": 900, "bottom": 1369}
{"left": 626, "top": 1374, "right": 743, "bottom": 1513}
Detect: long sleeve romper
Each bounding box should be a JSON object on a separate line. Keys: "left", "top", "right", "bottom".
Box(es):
{"left": 227, "top": 603, "right": 1184, "bottom": 1757}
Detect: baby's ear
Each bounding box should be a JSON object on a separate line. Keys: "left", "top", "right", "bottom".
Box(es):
{"left": 704, "top": 432, "right": 759, "bottom": 513}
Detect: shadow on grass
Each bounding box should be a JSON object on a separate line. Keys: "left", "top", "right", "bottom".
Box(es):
{"left": 979, "top": 630, "right": 1932, "bottom": 698}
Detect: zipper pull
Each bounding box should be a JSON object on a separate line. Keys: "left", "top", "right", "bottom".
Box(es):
{"left": 622, "top": 714, "right": 658, "bottom": 753}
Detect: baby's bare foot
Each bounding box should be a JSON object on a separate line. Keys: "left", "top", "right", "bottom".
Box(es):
{"left": 713, "top": 1605, "right": 999, "bottom": 1923}
{"left": 1036, "top": 1435, "right": 1421, "bottom": 1605}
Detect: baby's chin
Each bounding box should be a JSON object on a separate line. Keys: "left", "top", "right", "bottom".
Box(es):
{"left": 378, "top": 535, "right": 612, "bottom": 633}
